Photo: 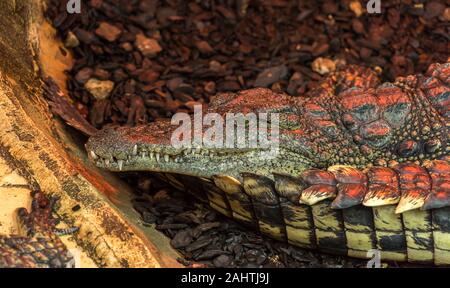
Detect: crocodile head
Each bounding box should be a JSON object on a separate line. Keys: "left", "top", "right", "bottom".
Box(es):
{"left": 85, "top": 88, "right": 317, "bottom": 179}
{"left": 86, "top": 61, "right": 449, "bottom": 181}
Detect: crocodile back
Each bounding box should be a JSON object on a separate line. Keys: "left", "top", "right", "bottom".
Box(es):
{"left": 285, "top": 62, "right": 448, "bottom": 169}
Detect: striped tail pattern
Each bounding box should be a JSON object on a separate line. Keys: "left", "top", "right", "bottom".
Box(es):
{"left": 158, "top": 158, "right": 450, "bottom": 265}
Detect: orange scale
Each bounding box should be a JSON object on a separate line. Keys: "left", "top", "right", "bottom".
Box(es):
{"left": 376, "top": 87, "right": 409, "bottom": 108}
{"left": 328, "top": 165, "right": 367, "bottom": 184}
{"left": 331, "top": 183, "right": 367, "bottom": 209}
{"left": 301, "top": 169, "right": 337, "bottom": 186}
{"left": 360, "top": 121, "right": 391, "bottom": 137}
{"left": 340, "top": 93, "right": 379, "bottom": 112}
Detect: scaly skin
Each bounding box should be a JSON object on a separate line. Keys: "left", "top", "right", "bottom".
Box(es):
{"left": 87, "top": 62, "right": 449, "bottom": 265}
{"left": 0, "top": 191, "right": 75, "bottom": 268}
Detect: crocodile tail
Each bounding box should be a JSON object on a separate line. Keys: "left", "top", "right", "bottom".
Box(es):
{"left": 160, "top": 159, "right": 450, "bottom": 265}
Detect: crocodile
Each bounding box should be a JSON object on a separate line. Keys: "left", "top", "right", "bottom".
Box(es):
{"left": 0, "top": 191, "right": 76, "bottom": 268}
{"left": 86, "top": 61, "right": 450, "bottom": 265}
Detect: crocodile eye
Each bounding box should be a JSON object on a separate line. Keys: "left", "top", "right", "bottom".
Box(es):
{"left": 397, "top": 139, "right": 419, "bottom": 157}
{"left": 424, "top": 139, "right": 441, "bottom": 154}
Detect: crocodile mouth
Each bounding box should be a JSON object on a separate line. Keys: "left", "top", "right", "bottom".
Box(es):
{"left": 88, "top": 145, "right": 260, "bottom": 171}
{"left": 85, "top": 124, "right": 312, "bottom": 178}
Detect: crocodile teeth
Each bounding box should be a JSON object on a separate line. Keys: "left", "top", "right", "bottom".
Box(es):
{"left": 90, "top": 151, "right": 98, "bottom": 160}
{"left": 164, "top": 154, "right": 169, "bottom": 162}
{"left": 141, "top": 152, "right": 147, "bottom": 158}
{"left": 150, "top": 152, "right": 154, "bottom": 159}
{"left": 132, "top": 145, "right": 138, "bottom": 155}
{"left": 118, "top": 160, "right": 123, "bottom": 171}
{"left": 156, "top": 153, "right": 160, "bottom": 162}
{"left": 105, "top": 159, "right": 110, "bottom": 165}
{"left": 184, "top": 149, "right": 190, "bottom": 156}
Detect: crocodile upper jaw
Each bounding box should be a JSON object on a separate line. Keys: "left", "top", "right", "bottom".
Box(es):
{"left": 85, "top": 124, "right": 313, "bottom": 179}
